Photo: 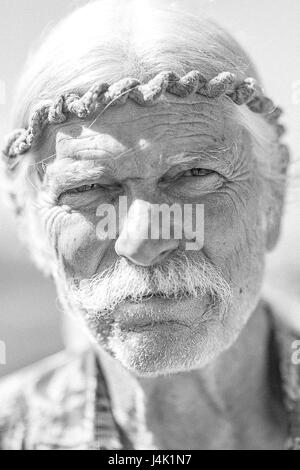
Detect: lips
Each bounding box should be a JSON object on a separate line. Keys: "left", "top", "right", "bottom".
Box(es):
{"left": 123, "top": 319, "right": 190, "bottom": 333}
{"left": 118, "top": 311, "right": 191, "bottom": 331}
{"left": 113, "top": 292, "right": 212, "bottom": 333}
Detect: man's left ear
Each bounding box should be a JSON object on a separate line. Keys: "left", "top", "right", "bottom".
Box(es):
{"left": 265, "top": 152, "right": 289, "bottom": 251}
{"left": 265, "top": 193, "right": 284, "bottom": 251}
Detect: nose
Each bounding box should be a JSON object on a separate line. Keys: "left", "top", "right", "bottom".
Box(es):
{"left": 115, "top": 199, "right": 179, "bottom": 266}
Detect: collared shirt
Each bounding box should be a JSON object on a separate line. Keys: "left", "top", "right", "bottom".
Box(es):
{"left": 0, "top": 349, "right": 125, "bottom": 450}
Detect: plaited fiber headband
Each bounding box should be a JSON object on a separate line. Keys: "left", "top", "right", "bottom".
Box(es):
{"left": 2, "top": 70, "right": 288, "bottom": 166}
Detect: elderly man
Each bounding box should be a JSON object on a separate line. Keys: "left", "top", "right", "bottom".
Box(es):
{"left": 0, "top": 0, "right": 297, "bottom": 451}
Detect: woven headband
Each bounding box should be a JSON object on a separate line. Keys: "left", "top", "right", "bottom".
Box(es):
{"left": 2, "top": 70, "right": 288, "bottom": 166}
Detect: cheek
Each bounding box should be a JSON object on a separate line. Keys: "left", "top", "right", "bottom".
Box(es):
{"left": 47, "top": 209, "right": 109, "bottom": 279}
{"left": 202, "top": 186, "right": 265, "bottom": 339}
{"left": 203, "top": 185, "right": 265, "bottom": 280}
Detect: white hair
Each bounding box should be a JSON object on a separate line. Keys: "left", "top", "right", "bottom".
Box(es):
{"left": 1, "top": 0, "right": 287, "bottom": 272}
{"left": 7, "top": 0, "right": 283, "bottom": 177}
{"left": 13, "top": 0, "right": 257, "bottom": 128}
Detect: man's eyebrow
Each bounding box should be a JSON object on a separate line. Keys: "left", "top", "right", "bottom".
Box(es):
{"left": 165, "top": 145, "right": 234, "bottom": 166}
{"left": 45, "top": 164, "right": 112, "bottom": 192}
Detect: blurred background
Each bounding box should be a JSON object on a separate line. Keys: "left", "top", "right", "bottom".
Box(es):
{"left": 0, "top": 0, "right": 299, "bottom": 378}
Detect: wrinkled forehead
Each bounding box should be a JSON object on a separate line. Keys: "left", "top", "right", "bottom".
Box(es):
{"left": 40, "top": 95, "right": 243, "bottom": 164}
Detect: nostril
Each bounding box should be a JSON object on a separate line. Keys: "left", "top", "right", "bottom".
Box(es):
{"left": 154, "top": 247, "right": 177, "bottom": 264}
{"left": 160, "top": 248, "right": 173, "bottom": 257}
{"left": 115, "top": 234, "right": 179, "bottom": 266}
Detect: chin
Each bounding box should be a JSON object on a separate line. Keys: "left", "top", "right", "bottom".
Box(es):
{"left": 81, "top": 293, "right": 253, "bottom": 376}
{"left": 103, "top": 313, "right": 230, "bottom": 376}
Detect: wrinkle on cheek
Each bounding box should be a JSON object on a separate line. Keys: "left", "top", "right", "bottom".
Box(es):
{"left": 202, "top": 191, "right": 250, "bottom": 260}
{"left": 202, "top": 180, "right": 264, "bottom": 283}
{"left": 204, "top": 197, "right": 237, "bottom": 241}
{"left": 44, "top": 208, "right": 104, "bottom": 279}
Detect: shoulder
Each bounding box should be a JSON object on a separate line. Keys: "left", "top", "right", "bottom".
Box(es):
{"left": 0, "top": 350, "right": 92, "bottom": 450}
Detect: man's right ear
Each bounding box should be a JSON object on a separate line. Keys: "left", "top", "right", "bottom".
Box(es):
{"left": 1, "top": 154, "right": 54, "bottom": 276}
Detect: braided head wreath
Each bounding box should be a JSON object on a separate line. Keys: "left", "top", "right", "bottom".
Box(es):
{"left": 2, "top": 70, "right": 289, "bottom": 169}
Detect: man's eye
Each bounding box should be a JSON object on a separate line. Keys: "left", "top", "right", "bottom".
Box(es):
{"left": 182, "top": 168, "right": 214, "bottom": 177}
{"left": 68, "top": 184, "right": 102, "bottom": 194}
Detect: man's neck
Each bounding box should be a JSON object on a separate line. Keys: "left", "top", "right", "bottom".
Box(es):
{"left": 98, "top": 302, "right": 287, "bottom": 450}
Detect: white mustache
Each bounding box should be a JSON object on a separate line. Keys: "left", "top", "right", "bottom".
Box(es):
{"left": 71, "top": 252, "right": 232, "bottom": 317}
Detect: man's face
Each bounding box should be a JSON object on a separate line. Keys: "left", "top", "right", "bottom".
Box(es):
{"left": 34, "top": 95, "right": 267, "bottom": 376}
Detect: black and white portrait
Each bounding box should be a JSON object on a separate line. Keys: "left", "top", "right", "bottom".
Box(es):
{"left": 0, "top": 0, "right": 299, "bottom": 452}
